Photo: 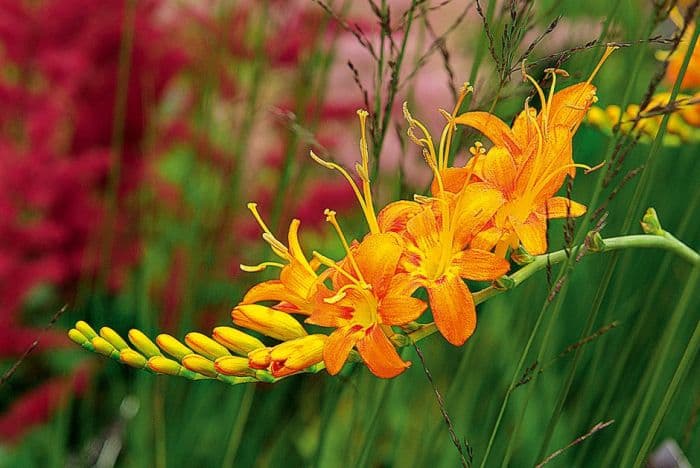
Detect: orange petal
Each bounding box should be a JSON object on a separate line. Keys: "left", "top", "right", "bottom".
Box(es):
{"left": 379, "top": 295, "right": 427, "bottom": 325}
{"left": 481, "top": 146, "right": 518, "bottom": 190}
{"left": 323, "top": 325, "right": 363, "bottom": 375}
{"left": 471, "top": 226, "right": 504, "bottom": 251}
{"left": 354, "top": 233, "right": 403, "bottom": 297}
{"left": 453, "top": 248, "right": 511, "bottom": 281}
{"left": 511, "top": 108, "right": 538, "bottom": 151}
{"left": 427, "top": 275, "right": 476, "bottom": 346}
{"left": 355, "top": 325, "right": 410, "bottom": 378}
{"left": 377, "top": 200, "right": 422, "bottom": 233}
{"left": 542, "top": 197, "right": 587, "bottom": 219}
{"left": 454, "top": 111, "right": 522, "bottom": 156}
{"left": 431, "top": 167, "right": 470, "bottom": 195}
{"left": 242, "top": 280, "right": 307, "bottom": 311}
{"left": 280, "top": 260, "right": 317, "bottom": 302}
{"left": 547, "top": 82, "right": 597, "bottom": 132}
{"left": 453, "top": 184, "right": 505, "bottom": 247}
{"left": 511, "top": 214, "right": 547, "bottom": 255}
{"left": 406, "top": 205, "right": 439, "bottom": 252}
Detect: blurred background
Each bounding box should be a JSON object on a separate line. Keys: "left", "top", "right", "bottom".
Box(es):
{"left": 0, "top": 0, "right": 698, "bottom": 466}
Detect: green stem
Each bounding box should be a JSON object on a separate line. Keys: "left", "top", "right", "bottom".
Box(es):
{"left": 407, "top": 232, "right": 699, "bottom": 344}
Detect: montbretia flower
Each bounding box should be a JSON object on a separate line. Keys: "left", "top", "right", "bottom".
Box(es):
{"left": 451, "top": 47, "right": 616, "bottom": 256}
{"left": 248, "top": 334, "right": 328, "bottom": 378}
{"left": 307, "top": 217, "right": 425, "bottom": 378}
{"left": 386, "top": 100, "right": 510, "bottom": 346}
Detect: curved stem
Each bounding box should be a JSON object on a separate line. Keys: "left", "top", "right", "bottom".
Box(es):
{"left": 407, "top": 232, "right": 699, "bottom": 344}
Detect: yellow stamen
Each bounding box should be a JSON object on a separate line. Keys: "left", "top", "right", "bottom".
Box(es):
{"left": 239, "top": 261, "right": 286, "bottom": 272}
{"left": 324, "top": 209, "right": 367, "bottom": 285}
{"left": 356, "top": 110, "right": 381, "bottom": 234}
{"left": 248, "top": 203, "right": 289, "bottom": 258}
{"left": 311, "top": 251, "right": 364, "bottom": 287}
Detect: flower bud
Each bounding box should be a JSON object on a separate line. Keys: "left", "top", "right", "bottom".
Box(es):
{"left": 248, "top": 347, "right": 272, "bottom": 370}
{"left": 511, "top": 246, "right": 535, "bottom": 265}
{"left": 181, "top": 354, "right": 218, "bottom": 378}
{"left": 212, "top": 326, "right": 264, "bottom": 355}
{"left": 214, "top": 356, "right": 254, "bottom": 377}
{"left": 75, "top": 321, "right": 98, "bottom": 340}
{"left": 232, "top": 304, "right": 308, "bottom": 341}
{"left": 641, "top": 207, "right": 663, "bottom": 236}
{"left": 156, "top": 334, "right": 193, "bottom": 361}
{"left": 120, "top": 349, "right": 147, "bottom": 368}
{"left": 91, "top": 336, "right": 118, "bottom": 358}
{"left": 68, "top": 329, "right": 90, "bottom": 348}
{"left": 99, "top": 327, "right": 129, "bottom": 351}
{"left": 269, "top": 334, "right": 327, "bottom": 377}
{"left": 148, "top": 356, "right": 184, "bottom": 376}
{"left": 185, "top": 332, "right": 231, "bottom": 361}
{"left": 128, "top": 329, "right": 161, "bottom": 358}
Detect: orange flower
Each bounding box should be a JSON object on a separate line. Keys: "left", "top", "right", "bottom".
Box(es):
{"left": 239, "top": 203, "right": 319, "bottom": 314}
{"left": 307, "top": 212, "right": 426, "bottom": 378}
{"left": 448, "top": 47, "right": 616, "bottom": 256}
{"left": 383, "top": 101, "right": 510, "bottom": 346}
{"left": 662, "top": 8, "right": 700, "bottom": 90}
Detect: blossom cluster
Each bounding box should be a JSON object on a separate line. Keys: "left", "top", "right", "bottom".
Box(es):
{"left": 70, "top": 48, "right": 615, "bottom": 382}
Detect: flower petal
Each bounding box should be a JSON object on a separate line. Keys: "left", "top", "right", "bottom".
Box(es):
{"left": 547, "top": 82, "right": 597, "bottom": 132}
{"left": 379, "top": 295, "right": 427, "bottom": 325}
{"left": 242, "top": 280, "right": 307, "bottom": 312}
{"left": 354, "top": 233, "right": 403, "bottom": 297}
{"left": 453, "top": 248, "right": 511, "bottom": 281}
{"left": 471, "top": 226, "right": 504, "bottom": 251}
{"left": 481, "top": 146, "right": 518, "bottom": 191}
{"left": 427, "top": 275, "right": 476, "bottom": 346}
{"left": 431, "top": 167, "right": 470, "bottom": 195}
{"left": 323, "top": 325, "right": 363, "bottom": 375}
{"left": 454, "top": 111, "right": 522, "bottom": 156}
{"left": 377, "top": 200, "right": 422, "bottom": 233}
{"left": 542, "top": 197, "right": 587, "bottom": 219}
{"left": 355, "top": 325, "right": 410, "bottom": 378}
{"left": 511, "top": 214, "right": 547, "bottom": 255}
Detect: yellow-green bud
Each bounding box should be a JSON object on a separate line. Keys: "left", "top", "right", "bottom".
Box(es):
{"left": 184, "top": 332, "right": 231, "bottom": 361}
{"left": 212, "top": 326, "right": 264, "bottom": 355}
{"left": 99, "top": 327, "right": 129, "bottom": 351}
{"left": 75, "top": 321, "right": 98, "bottom": 340}
{"left": 91, "top": 336, "right": 118, "bottom": 358}
{"left": 148, "top": 356, "right": 183, "bottom": 376}
{"left": 156, "top": 334, "right": 193, "bottom": 361}
{"left": 68, "top": 329, "right": 90, "bottom": 347}
{"left": 641, "top": 207, "right": 663, "bottom": 236}
{"left": 231, "top": 304, "right": 307, "bottom": 342}
{"left": 181, "top": 354, "right": 218, "bottom": 378}
{"left": 128, "top": 329, "right": 161, "bottom": 358}
{"left": 214, "top": 356, "right": 254, "bottom": 377}
{"left": 120, "top": 349, "right": 147, "bottom": 368}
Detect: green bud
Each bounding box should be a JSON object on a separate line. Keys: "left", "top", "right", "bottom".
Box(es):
{"left": 641, "top": 207, "right": 664, "bottom": 236}
{"left": 495, "top": 275, "right": 516, "bottom": 290}
{"left": 511, "top": 246, "right": 535, "bottom": 265}
{"left": 586, "top": 231, "right": 606, "bottom": 252}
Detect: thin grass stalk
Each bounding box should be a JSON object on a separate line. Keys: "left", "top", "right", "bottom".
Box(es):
{"left": 573, "top": 179, "right": 700, "bottom": 464}
{"left": 535, "top": 252, "right": 619, "bottom": 459}
{"left": 617, "top": 263, "right": 699, "bottom": 466}
{"left": 371, "top": 0, "right": 420, "bottom": 183}
{"left": 499, "top": 280, "right": 571, "bottom": 468}
{"left": 221, "top": 385, "right": 255, "bottom": 467}
{"left": 632, "top": 267, "right": 700, "bottom": 466}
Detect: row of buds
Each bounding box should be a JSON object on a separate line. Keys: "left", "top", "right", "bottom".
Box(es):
{"left": 587, "top": 92, "right": 700, "bottom": 146}
{"left": 68, "top": 319, "right": 327, "bottom": 385}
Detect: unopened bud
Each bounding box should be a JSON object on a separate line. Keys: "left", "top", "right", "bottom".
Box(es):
{"left": 248, "top": 347, "right": 272, "bottom": 370}
{"left": 269, "top": 334, "right": 327, "bottom": 377}
{"left": 213, "top": 326, "right": 264, "bottom": 355}
{"left": 185, "top": 332, "right": 231, "bottom": 361}
{"left": 91, "top": 336, "right": 118, "bottom": 358}
{"left": 232, "top": 304, "right": 307, "bottom": 341}
{"left": 99, "top": 327, "right": 129, "bottom": 351}
{"left": 641, "top": 207, "right": 663, "bottom": 236}
{"left": 75, "top": 321, "right": 98, "bottom": 340}
{"left": 181, "top": 354, "right": 218, "bottom": 378}
{"left": 128, "top": 329, "right": 161, "bottom": 358}
{"left": 156, "top": 334, "right": 193, "bottom": 361}
{"left": 148, "top": 356, "right": 184, "bottom": 376}
{"left": 120, "top": 349, "right": 147, "bottom": 368}
{"left": 68, "top": 329, "right": 91, "bottom": 348}
{"left": 214, "top": 356, "right": 254, "bottom": 377}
